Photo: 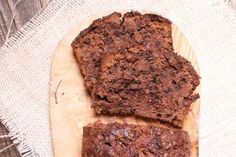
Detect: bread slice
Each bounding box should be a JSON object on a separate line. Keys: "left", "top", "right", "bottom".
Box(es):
{"left": 93, "top": 49, "right": 199, "bottom": 127}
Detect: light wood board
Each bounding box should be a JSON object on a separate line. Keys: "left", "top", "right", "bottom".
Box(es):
{"left": 49, "top": 11, "right": 200, "bottom": 157}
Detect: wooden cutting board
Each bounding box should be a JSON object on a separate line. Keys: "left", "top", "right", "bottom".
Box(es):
{"left": 49, "top": 11, "right": 200, "bottom": 157}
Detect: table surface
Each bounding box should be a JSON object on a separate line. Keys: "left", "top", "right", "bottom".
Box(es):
{"left": 0, "top": 0, "right": 50, "bottom": 156}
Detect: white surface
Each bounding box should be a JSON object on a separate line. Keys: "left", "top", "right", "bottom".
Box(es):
{"left": 0, "top": 0, "right": 236, "bottom": 156}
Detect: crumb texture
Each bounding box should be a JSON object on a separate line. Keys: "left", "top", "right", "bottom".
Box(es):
{"left": 72, "top": 11, "right": 200, "bottom": 127}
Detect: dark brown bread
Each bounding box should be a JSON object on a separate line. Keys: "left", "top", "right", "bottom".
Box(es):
{"left": 93, "top": 49, "right": 199, "bottom": 127}
{"left": 82, "top": 122, "right": 191, "bottom": 157}
{"left": 72, "top": 11, "right": 173, "bottom": 92}
{"left": 72, "top": 11, "right": 200, "bottom": 127}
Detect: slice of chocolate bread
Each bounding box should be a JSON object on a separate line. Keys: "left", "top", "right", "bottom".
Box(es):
{"left": 93, "top": 49, "right": 199, "bottom": 127}
{"left": 71, "top": 11, "right": 173, "bottom": 92}
{"left": 82, "top": 122, "right": 191, "bottom": 157}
